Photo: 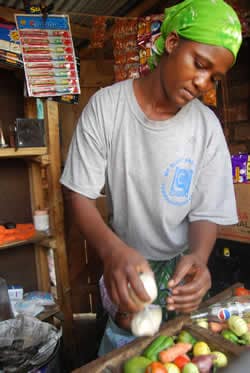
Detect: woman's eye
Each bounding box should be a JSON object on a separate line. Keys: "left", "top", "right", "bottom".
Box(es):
{"left": 195, "top": 60, "right": 204, "bottom": 69}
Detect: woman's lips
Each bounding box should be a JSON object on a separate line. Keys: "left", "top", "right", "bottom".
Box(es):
{"left": 181, "top": 88, "right": 195, "bottom": 101}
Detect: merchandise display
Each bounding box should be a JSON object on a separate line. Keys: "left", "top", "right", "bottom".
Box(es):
{"left": 191, "top": 296, "right": 250, "bottom": 322}
{"left": 0, "top": 20, "right": 21, "bottom": 67}
{"left": 137, "top": 14, "right": 164, "bottom": 76}
{"left": 113, "top": 18, "right": 140, "bottom": 82}
{"left": 15, "top": 14, "right": 80, "bottom": 97}
{"left": 231, "top": 153, "right": 250, "bottom": 183}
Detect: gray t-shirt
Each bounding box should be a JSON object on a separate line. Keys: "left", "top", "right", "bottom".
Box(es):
{"left": 61, "top": 79, "right": 238, "bottom": 260}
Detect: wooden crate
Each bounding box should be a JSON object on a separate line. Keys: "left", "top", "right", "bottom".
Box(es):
{"left": 72, "top": 283, "right": 247, "bottom": 373}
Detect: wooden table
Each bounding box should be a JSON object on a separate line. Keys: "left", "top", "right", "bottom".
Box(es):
{"left": 72, "top": 283, "right": 246, "bottom": 373}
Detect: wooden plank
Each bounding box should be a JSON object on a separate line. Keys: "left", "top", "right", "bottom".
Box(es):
{"left": 28, "top": 162, "right": 45, "bottom": 210}
{"left": 24, "top": 97, "right": 37, "bottom": 118}
{"left": 34, "top": 243, "right": 51, "bottom": 291}
{"left": 0, "top": 147, "right": 47, "bottom": 158}
{"left": 0, "top": 231, "right": 47, "bottom": 251}
{"left": 27, "top": 148, "right": 51, "bottom": 292}
{"left": 38, "top": 304, "right": 61, "bottom": 321}
{"left": 43, "top": 99, "right": 74, "bottom": 351}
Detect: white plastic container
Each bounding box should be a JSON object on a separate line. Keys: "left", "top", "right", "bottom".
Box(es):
{"left": 33, "top": 209, "right": 49, "bottom": 232}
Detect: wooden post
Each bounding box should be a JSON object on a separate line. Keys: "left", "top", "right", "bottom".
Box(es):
{"left": 24, "top": 97, "right": 51, "bottom": 292}
{"left": 43, "top": 99, "right": 74, "bottom": 357}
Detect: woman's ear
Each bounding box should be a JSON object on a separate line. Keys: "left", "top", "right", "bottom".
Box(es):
{"left": 165, "top": 31, "right": 180, "bottom": 54}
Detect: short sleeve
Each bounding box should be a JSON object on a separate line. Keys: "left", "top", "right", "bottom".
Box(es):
{"left": 60, "top": 92, "right": 108, "bottom": 199}
{"left": 189, "top": 125, "right": 238, "bottom": 225}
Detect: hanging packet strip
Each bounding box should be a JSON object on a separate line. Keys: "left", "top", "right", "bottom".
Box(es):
{"left": 0, "top": 21, "right": 22, "bottom": 67}
{"left": 15, "top": 14, "right": 80, "bottom": 98}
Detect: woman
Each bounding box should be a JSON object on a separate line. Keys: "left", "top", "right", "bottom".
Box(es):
{"left": 61, "top": 0, "right": 242, "bottom": 354}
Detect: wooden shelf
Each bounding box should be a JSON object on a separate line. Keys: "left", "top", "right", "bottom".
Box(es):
{"left": 38, "top": 304, "right": 62, "bottom": 321}
{"left": 0, "top": 61, "right": 23, "bottom": 71}
{"left": 0, "top": 147, "right": 47, "bottom": 158}
{"left": 0, "top": 231, "right": 48, "bottom": 251}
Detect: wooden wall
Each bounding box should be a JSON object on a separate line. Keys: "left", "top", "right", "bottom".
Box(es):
{"left": 0, "top": 68, "right": 37, "bottom": 290}
{"left": 219, "top": 38, "right": 250, "bottom": 154}
{"left": 60, "top": 57, "right": 114, "bottom": 314}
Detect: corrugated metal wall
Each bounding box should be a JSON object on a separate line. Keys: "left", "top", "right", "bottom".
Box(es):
{"left": 0, "top": 0, "right": 142, "bottom": 18}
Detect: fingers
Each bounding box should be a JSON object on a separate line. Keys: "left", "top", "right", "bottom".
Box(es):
{"left": 168, "top": 298, "right": 201, "bottom": 313}
{"left": 166, "top": 267, "right": 211, "bottom": 313}
{"left": 168, "top": 256, "right": 196, "bottom": 289}
{"left": 105, "top": 264, "right": 152, "bottom": 313}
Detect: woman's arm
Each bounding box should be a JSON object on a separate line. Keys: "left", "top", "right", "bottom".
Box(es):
{"left": 64, "top": 188, "right": 152, "bottom": 312}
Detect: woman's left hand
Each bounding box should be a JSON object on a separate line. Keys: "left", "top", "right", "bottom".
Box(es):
{"left": 166, "top": 254, "right": 211, "bottom": 313}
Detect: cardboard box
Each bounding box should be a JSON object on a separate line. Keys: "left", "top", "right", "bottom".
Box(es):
{"left": 218, "top": 183, "right": 250, "bottom": 243}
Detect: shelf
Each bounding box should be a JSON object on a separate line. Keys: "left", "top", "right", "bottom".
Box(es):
{"left": 0, "top": 61, "right": 23, "bottom": 72}
{"left": 0, "top": 147, "right": 47, "bottom": 158}
{"left": 38, "top": 304, "right": 62, "bottom": 321}
{"left": 0, "top": 231, "right": 48, "bottom": 251}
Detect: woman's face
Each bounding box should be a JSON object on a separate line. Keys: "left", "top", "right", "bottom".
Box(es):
{"left": 159, "top": 33, "right": 234, "bottom": 109}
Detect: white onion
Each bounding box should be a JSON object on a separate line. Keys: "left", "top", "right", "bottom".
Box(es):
{"left": 128, "top": 271, "right": 158, "bottom": 307}
{"left": 131, "top": 305, "right": 162, "bottom": 336}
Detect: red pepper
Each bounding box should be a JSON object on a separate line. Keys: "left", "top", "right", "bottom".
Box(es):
{"left": 234, "top": 287, "right": 250, "bottom": 296}
{"left": 145, "top": 361, "right": 167, "bottom": 373}
{"left": 173, "top": 354, "right": 191, "bottom": 369}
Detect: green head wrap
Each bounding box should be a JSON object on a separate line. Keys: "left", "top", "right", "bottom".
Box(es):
{"left": 150, "top": 0, "right": 242, "bottom": 68}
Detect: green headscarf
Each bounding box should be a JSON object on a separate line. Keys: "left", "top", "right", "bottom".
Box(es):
{"left": 150, "top": 0, "right": 242, "bottom": 68}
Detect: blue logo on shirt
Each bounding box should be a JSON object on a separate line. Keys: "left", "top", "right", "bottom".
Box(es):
{"left": 161, "top": 158, "right": 194, "bottom": 205}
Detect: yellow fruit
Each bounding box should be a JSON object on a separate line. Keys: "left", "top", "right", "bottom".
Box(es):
{"left": 193, "top": 341, "right": 211, "bottom": 356}
{"left": 164, "top": 363, "right": 180, "bottom": 373}
{"left": 211, "top": 351, "right": 228, "bottom": 367}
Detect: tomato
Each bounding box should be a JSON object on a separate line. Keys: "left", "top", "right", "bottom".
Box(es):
{"left": 234, "top": 287, "right": 250, "bottom": 296}
{"left": 173, "top": 354, "right": 190, "bottom": 369}
{"left": 145, "top": 361, "right": 168, "bottom": 373}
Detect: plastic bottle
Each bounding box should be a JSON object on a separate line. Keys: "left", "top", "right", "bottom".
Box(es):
{"left": 191, "top": 296, "right": 250, "bottom": 322}
{"left": 0, "top": 277, "right": 14, "bottom": 321}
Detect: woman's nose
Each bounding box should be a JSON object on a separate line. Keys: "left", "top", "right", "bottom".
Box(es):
{"left": 193, "top": 72, "right": 214, "bottom": 93}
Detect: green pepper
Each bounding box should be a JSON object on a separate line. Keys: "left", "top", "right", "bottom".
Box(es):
{"left": 143, "top": 335, "right": 174, "bottom": 361}
{"left": 221, "top": 329, "right": 240, "bottom": 344}
{"left": 123, "top": 356, "right": 152, "bottom": 373}
{"left": 177, "top": 330, "right": 197, "bottom": 345}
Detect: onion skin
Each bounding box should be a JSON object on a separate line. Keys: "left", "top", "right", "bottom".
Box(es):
{"left": 131, "top": 305, "right": 162, "bottom": 337}
{"left": 192, "top": 354, "right": 215, "bottom": 373}
{"left": 128, "top": 272, "right": 158, "bottom": 307}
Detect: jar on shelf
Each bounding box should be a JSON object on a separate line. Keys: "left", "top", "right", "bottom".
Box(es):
{"left": 33, "top": 209, "right": 50, "bottom": 233}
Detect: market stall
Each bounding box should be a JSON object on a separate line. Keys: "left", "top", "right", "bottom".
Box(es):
{"left": 0, "top": 0, "right": 250, "bottom": 371}
{"left": 72, "top": 283, "right": 249, "bottom": 372}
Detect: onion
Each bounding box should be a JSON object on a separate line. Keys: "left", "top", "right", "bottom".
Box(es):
{"left": 192, "top": 354, "right": 215, "bottom": 373}
{"left": 131, "top": 305, "right": 162, "bottom": 336}
{"left": 128, "top": 271, "right": 158, "bottom": 307}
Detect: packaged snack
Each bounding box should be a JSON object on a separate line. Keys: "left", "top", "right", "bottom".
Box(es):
{"left": 113, "top": 18, "right": 140, "bottom": 82}
{"left": 231, "top": 153, "right": 249, "bottom": 183}
{"left": 23, "top": 291, "right": 55, "bottom": 306}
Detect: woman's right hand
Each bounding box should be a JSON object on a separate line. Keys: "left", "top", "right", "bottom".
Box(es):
{"left": 103, "top": 244, "right": 152, "bottom": 313}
